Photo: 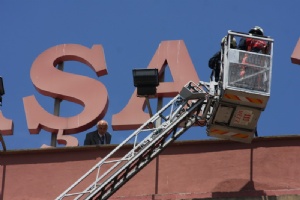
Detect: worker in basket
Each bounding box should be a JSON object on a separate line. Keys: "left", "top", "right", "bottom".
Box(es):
{"left": 238, "top": 26, "right": 269, "bottom": 91}
{"left": 208, "top": 35, "right": 237, "bottom": 84}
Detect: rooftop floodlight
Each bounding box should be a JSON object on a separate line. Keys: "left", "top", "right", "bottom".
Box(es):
{"left": 132, "top": 68, "right": 159, "bottom": 97}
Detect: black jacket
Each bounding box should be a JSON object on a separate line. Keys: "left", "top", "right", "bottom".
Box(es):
{"left": 208, "top": 51, "right": 221, "bottom": 82}
{"left": 84, "top": 130, "right": 112, "bottom": 145}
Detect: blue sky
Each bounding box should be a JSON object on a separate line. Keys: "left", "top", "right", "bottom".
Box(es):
{"left": 1, "top": 0, "right": 300, "bottom": 150}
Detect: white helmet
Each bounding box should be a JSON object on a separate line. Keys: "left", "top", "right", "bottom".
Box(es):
{"left": 221, "top": 36, "right": 237, "bottom": 48}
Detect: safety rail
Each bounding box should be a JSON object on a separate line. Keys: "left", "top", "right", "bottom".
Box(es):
{"left": 224, "top": 31, "right": 274, "bottom": 94}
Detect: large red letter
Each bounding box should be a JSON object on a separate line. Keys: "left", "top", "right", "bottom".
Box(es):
{"left": 0, "top": 111, "right": 13, "bottom": 136}
{"left": 23, "top": 44, "right": 108, "bottom": 146}
{"left": 291, "top": 38, "right": 300, "bottom": 64}
{"left": 112, "top": 40, "right": 200, "bottom": 130}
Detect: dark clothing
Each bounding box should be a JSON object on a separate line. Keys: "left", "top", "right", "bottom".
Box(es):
{"left": 238, "top": 37, "right": 247, "bottom": 51}
{"left": 208, "top": 51, "right": 221, "bottom": 82}
{"left": 84, "top": 130, "right": 111, "bottom": 145}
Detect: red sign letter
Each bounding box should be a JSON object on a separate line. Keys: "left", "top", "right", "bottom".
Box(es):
{"left": 291, "top": 38, "right": 300, "bottom": 64}
{"left": 0, "top": 111, "right": 13, "bottom": 136}
{"left": 23, "top": 44, "right": 108, "bottom": 146}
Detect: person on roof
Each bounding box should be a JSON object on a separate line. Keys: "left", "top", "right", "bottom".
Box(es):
{"left": 84, "top": 120, "right": 112, "bottom": 146}
{"left": 208, "top": 35, "right": 237, "bottom": 82}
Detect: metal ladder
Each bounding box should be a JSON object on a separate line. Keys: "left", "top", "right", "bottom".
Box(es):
{"left": 56, "top": 81, "right": 214, "bottom": 200}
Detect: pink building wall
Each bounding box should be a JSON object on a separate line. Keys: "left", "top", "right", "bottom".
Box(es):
{"left": 1, "top": 135, "right": 300, "bottom": 200}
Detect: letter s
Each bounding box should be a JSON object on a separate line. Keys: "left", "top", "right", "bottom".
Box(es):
{"left": 23, "top": 44, "right": 108, "bottom": 136}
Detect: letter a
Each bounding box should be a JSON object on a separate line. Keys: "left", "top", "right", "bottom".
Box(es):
{"left": 112, "top": 40, "right": 200, "bottom": 130}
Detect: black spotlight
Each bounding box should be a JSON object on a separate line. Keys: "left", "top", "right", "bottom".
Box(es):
{"left": 132, "top": 68, "right": 159, "bottom": 97}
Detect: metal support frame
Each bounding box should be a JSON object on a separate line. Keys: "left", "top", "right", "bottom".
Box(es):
{"left": 51, "top": 62, "right": 64, "bottom": 147}
{"left": 0, "top": 77, "right": 6, "bottom": 151}
{"left": 0, "top": 134, "right": 6, "bottom": 151}
{"left": 145, "top": 97, "right": 153, "bottom": 117}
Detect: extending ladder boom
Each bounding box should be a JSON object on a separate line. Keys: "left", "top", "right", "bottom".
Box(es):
{"left": 56, "top": 81, "right": 213, "bottom": 200}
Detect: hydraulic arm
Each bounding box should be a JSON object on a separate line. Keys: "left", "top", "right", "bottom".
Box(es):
{"left": 56, "top": 81, "right": 213, "bottom": 200}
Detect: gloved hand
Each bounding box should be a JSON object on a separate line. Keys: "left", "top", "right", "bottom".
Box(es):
{"left": 240, "top": 68, "right": 245, "bottom": 77}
